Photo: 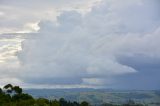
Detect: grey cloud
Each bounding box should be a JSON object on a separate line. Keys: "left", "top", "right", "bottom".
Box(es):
{"left": 117, "top": 54, "right": 160, "bottom": 71}
{"left": 115, "top": 52, "right": 160, "bottom": 89}
{"left": 0, "top": 0, "right": 160, "bottom": 89}
{"left": 18, "top": 0, "right": 159, "bottom": 86}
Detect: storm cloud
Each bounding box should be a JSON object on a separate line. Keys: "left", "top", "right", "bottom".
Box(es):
{"left": 0, "top": 0, "right": 160, "bottom": 89}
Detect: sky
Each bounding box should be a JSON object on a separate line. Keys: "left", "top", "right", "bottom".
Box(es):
{"left": 0, "top": 0, "right": 160, "bottom": 90}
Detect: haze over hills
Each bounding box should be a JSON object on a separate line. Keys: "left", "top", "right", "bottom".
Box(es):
{"left": 25, "top": 88, "right": 160, "bottom": 106}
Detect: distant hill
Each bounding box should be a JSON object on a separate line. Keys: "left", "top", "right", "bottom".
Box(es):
{"left": 24, "top": 89, "right": 160, "bottom": 106}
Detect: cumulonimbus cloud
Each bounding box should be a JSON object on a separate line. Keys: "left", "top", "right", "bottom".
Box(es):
{"left": 0, "top": 0, "right": 160, "bottom": 89}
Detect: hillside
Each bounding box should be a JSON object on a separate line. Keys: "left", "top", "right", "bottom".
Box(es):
{"left": 25, "top": 89, "right": 160, "bottom": 106}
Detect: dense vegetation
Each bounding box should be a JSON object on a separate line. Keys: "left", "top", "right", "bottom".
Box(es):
{"left": 0, "top": 84, "right": 146, "bottom": 106}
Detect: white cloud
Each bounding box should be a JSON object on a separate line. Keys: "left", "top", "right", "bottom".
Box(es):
{"left": 0, "top": 0, "right": 160, "bottom": 88}
{"left": 0, "top": 0, "right": 101, "bottom": 34}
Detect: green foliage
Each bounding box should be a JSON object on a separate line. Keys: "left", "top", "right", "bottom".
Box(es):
{"left": 13, "top": 86, "right": 22, "bottom": 94}
{"left": 3, "top": 83, "right": 13, "bottom": 94}
{"left": 0, "top": 88, "right": 2, "bottom": 93}
{"left": 36, "top": 98, "right": 49, "bottom": 106}
{"left": 80, "top": 101, "right": 90, "bottom": 106}
{"left": 50, "top": 100, "right": 60, "bottom": 106}
{"left": 12, "top": 93, "right": 33, "bottom": 101}
{"left": 0, "top": 93, "right": 11, "bottom": 105}
{"left": 4, "top": 84, "right": 13, "bottom": 89}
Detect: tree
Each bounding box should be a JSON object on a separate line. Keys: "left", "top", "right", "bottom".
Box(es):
{"left": 36, "top": 98, "right": 49, "bottom": 106}
{"left": 13, "top": 86, "right": 22, "bottom": 94}
{"left": 12, "top": 93, "right": 33, "bottom": 101}
{"left": 50, "top": 100, "right": 60, "bottom": 106}
{"left": 0, "top": 88, "right": 2, "bottom": 94}
{"left": 80, "top": 101, "right": 89, "bottom": 106}
{"left": 3, "top": 84, "right": 13, "bottom": 94}
{"left": 59, "top": 98, "right": 68, "bottom": 106}
{"left": 73, "top": 101, "right": 80, "bottom": 106}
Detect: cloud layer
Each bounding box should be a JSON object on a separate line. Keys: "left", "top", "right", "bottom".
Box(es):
{"left": 0, "top": 0, "right": 160, "bottom": 89}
